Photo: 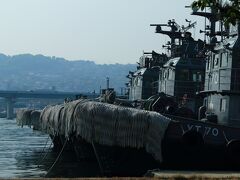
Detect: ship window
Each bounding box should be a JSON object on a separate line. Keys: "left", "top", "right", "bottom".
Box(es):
{"left": 193, "top": 74, "right": 197, "bottom": 81}
{"left": 198, "top": 74, "right": 202, "bottom": 81}
{"left": 214, "top": 54, "right": 219, "bottom": 68}
{"left": 214, "top": 58, "right": 219, "bottom": 67}
{"left": 164, "top": 70, "right": 168, "bottom": 79}
{"left": 220, "top": 53, "right": 228, "bottom": 67}
{"left": 159, "top": 71, "right": 162, "bottom": 80}
{"left": 134, "top": 77, "right": 141, "bottom": 86}
{"left": 175, "top": 39, "right": 180, "bottom": 45}
{"left": 134, "top": 78, "right": 138, "bottom": 86}
{"left": 193, "top": 72, "right": 202, "bottom": 82}
{"left": 137, "top": 77, "right": 141, "bottom": 86}
{"left": 212, "top": 54, "right": 215, "bottom": 69}
{"left": 168, "top": 69, "right": 174, "bottom": 80}
{"left": 206, "top": 57, "right": 210, "bottom": 70}
{"left": 220, "top": 99, "right": 226, "bottom": 112}
{"left": 203, "top": 98, "right": 207, "bottom": 106}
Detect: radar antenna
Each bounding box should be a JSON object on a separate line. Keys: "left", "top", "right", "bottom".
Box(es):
{"left": 181, "top": 20, "right": 197, "bottom": 33}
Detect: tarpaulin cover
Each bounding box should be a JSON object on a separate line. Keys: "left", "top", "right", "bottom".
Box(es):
{"left": 17, "top": 100, "right": 171, "bottom": 162}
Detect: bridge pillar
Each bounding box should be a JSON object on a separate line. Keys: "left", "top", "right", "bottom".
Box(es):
{"left": 6, "top": 97, "right": 14, "bottom": 119}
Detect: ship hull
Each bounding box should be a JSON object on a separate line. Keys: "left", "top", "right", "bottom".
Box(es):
{"left": 50, "top": 119, "right": 240, "bottom": 176}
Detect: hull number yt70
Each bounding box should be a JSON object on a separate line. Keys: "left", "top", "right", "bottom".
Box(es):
{"left": 186, "top": 124, "right": 219, "bottom": 137}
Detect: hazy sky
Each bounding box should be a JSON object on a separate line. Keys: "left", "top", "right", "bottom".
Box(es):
{"left": 0, "top": 0, "right": 205, "bottom": 64}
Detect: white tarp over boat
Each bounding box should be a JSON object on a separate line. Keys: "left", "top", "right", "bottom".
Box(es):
{"left": 16, "top": 109, "right": 41, "bottom": 129}
{"left": 17, "top": 99, "right": 171, "bottom": 162}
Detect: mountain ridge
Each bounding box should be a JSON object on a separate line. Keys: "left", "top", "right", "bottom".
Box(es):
{"left": 0, "top": 53, "right": 136, "bottom": 93}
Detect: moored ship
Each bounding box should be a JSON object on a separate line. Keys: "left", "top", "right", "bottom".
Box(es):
{"left": 16, "top": 3, "right": 240, "bottom": 177}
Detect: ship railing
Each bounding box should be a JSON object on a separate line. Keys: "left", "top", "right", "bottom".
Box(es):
{"left": 159, "top": 79, "right": 204, "bottom": 97}
{"left": 162, "top": 112, "right": 198, "bottom": 122}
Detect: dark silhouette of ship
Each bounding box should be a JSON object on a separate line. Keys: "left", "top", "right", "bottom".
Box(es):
{"left": 98, "top": 6, "right": 240, "bottom": 173}
{"left": 123, "top": 6, "right": 240, "bottom": 171}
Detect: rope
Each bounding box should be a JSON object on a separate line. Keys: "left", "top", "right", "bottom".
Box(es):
{"left": 222, "top": 130, "right": 230, "bottom": 144}
{"left": 144, "top": 168, "right": 161, "bottom": 177}
{"left": 180, "top": 124, "right": 185, "bottom": 135}
{"left": 35, "top": 135, "right": 50, "bottom": 165}
{"left": 37, "top": 136, "right": 54, "bottom": 167}
{"left": 45, "top": 138, "right": 68, "bottom": 177}
{"left": 91, "top": 141, "right": 104, "bottom": 176}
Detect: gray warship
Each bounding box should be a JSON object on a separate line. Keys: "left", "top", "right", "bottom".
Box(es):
{"left": 16, "top": 5, "right": 240, "bottom": 177}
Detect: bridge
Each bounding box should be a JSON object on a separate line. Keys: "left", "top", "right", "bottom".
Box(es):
{"left": 0, "top": 90, "right": 98, "bottom": 119}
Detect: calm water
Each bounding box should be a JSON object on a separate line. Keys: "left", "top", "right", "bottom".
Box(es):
{"left": 0, "top": 118, "right": 51, "bottom": 178}
{"left": 0, "top": 118, "right": 100, "bottom": 178}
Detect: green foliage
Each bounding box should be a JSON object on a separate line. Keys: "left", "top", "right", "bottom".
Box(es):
{"left": 191, "top": 0, "right": 240, "bottom": 25}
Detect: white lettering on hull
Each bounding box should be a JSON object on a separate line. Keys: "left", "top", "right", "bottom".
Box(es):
{"left": 185, "top": 124, "right": 219, "bottom": 137}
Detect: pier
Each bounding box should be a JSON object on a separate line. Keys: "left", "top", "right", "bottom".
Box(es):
{"left": 147, "top": 170, "right": 240, "bottom": 179}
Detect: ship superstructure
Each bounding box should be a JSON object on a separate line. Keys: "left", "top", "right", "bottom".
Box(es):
{"left": 194, "top": 8, "right": 240, "bottom": 127}
{"left": 127, "top": 51, "right": 168, "bottom": 101}
{"left": 152, "top": 20, "right": 206, "bottom": 113}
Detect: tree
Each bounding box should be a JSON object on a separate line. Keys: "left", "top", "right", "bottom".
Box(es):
{"left": 191, "top": 0, "right": 240, "bottom": 25}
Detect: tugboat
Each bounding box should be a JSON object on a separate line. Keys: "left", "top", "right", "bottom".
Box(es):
{"left": 129, "top": 19, "right": 206, "bottom": 119}
{"left": 16, "top": 4, "right": 240, "bottom": 177}
{"left": 161, "top": 7, "right": 240, "bottom": 170}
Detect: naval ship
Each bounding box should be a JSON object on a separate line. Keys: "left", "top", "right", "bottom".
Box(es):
{"left": 16, "top": 4, "right": 240, "bottom": 177}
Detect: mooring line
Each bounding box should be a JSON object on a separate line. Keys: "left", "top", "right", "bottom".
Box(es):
{"left": 91, "top": 141, "right": 104, "bottom": 176}
{"left": 222, "top": 130, "right": 230, "bottom": 144}
{"left": 36, "top": 135, "right": 55, "bottom": 167}
{"left": 35, "top": 135, "right": 50, "bottom": 164}
{"left": 45, "top": 138, "right": 68, "bottom": 177}
{"left": 37, "top": 141, "right": 53, "bottom": 167}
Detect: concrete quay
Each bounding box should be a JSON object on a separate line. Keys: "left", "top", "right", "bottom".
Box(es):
{"left": 146, "top": 170, "right": 240, "bottom": 179}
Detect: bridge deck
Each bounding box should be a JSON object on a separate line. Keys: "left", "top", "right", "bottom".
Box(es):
{"left": 0, "top": 90, "right": 97, "bottom": 99}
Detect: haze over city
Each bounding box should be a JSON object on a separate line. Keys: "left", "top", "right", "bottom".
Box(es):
{"left": 0, "top": 0, "right": 204, "bottom": 64}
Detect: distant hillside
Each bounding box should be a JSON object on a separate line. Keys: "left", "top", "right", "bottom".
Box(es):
{"left": 0, "top": 53, "right": 136, "bottom": 93}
